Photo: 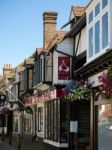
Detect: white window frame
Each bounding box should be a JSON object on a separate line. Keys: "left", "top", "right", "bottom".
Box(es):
{"left": 87, "top": 0, "right": 110, "bottom": 63}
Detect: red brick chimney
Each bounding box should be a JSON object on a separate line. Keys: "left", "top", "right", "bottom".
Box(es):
{"left": 43, "top": 11, "right": 58, "bottom": 49}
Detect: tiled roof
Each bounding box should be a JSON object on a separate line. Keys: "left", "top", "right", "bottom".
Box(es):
{"left": 17, "top": 66, "right": 25, "bottom": 73}
{"left": 24, "top": 58, "right": 34, "bottom": 66}
{"left": 44, "top": 31, "right": 66, "bottom": 52}
{"left": 0, "top": 75, "right": 3, "bottom": 81}
{"left": 72, "top": 6, "right": 85, "bottom": 17}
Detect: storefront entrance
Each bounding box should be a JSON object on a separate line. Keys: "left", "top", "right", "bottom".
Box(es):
{"left": 69, "top": 100, "right": 90, "bottom": 150}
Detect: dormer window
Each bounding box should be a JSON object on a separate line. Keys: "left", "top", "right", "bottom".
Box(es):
{"left": 87, "top": 0, "right": 109, "bottom": 62}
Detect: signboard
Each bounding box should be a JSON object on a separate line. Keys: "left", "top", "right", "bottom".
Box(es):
{"left": 58, "top": 57, "right": 70, "bottom": 80}
{"left": 25, "top": 89, "right": 55, "bottom": 105}
{"left": 70, "top": 121, "right": 78, "bottom": 133}
{"left": 24, "top": 88, "right": 65, "bottom": 106}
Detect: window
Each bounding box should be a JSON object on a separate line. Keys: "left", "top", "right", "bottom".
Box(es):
{"left": 89, "top": 27, "right": 93, "bottom": 58}
{"left": 95, "top": 3, "right": 100, "bottom": 17}
{"left": 33, "top": 56, "right": 44, "bottom": 86}
{"left": 89, "top": 11, "right": 93, "bottom": 23}
{"left": 28, "top": 69, "right": 33, "bottom": 89}
{"left": 38, "top": 107, "right": 43, "bottom": 132}
{"left": 14, "top": 117, "right": 19, "bottom": 133}
{"left": 44, "top": 53, "right": 53, "bottom": 82}
{"left": 102, "top": 0, "right": 108, "bottom": 9}
{"left": 95, "top": 21, "right": 100, "bottom": 54}
{"left": 24, "top": 114, "right": 32, "bottom": 134}
{"left": 87, "top": 0, "right": 109, "bottom": 61}
{"left": 19, "top": 71, "right": 25, "bottom": 91}
{"left": 102, "top": 12, "right": 108, "bottom": 49}
{"left": 45, "top": 100, "right": 60, "bottom": 142}
{"left": 97, "top": 104, "right": 112, "bottom": 150}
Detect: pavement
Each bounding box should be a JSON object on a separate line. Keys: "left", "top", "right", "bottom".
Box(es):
{"left": 0, "top": 136, "right": 53, "bottom": 150}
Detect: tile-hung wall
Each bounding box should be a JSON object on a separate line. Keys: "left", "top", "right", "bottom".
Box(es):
{"left": 86, "top": 0, "right": 112, "bottom": 63}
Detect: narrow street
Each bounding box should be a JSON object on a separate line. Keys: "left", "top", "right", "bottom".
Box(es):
{"left": 0, "top": 141, "right": 14, "bottom": 150}
{"left": 0, "top": 139, "right": 53, "bottom": 150}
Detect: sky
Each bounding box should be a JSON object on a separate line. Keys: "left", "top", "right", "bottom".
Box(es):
{"left": 0, "top": 0, "right": 89, "bottom": 74}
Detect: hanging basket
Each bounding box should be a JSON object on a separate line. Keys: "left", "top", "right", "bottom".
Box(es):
{"left": 64, "top": 80, "right": 93, "bottom": 101}
{"left": 0, "top": 107, "right": 10, "bottom": 115}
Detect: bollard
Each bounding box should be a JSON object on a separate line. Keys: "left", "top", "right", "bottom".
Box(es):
{"left": 17, "top": 133, "right": 21, "bottom": 150}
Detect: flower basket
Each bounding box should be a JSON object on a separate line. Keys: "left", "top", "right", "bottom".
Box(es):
{"left": 0, "top": 107, "right": 10, "bottom": 116}
{"left": 64, "top": 80, "right": 92, "bottom": 101}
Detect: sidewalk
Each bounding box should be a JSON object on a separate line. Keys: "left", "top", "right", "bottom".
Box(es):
{"left": 0, "top": 135, "right": 53, "bottom": 150}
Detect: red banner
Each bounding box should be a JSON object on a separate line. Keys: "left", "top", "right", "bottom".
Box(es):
{"left": 58, "top": 57, "right": 70, "bottom": 80}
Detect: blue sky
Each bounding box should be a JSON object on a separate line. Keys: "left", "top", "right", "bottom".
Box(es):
{"left": 0, "top": 0, "right": 89, "bottom": 74}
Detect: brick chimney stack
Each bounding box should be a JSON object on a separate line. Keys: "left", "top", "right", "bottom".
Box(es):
{"left": 3, "top": 64, "right": 13, "bottom": 77}
{"left": 43, "top": 11, "right": 58, "bottom": 49}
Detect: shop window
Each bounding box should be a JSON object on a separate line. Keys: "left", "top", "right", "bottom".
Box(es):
{"left": 45, "top": 100, "right": 60, "bottom": 142}
{"left": 38, "top": 107, "right": 43, "bottom": 132}
{"left": 97, "top": 104, "right": 112, "bottom": 150}
{"left": 60, "top": 100, "right": 68, "bottom": 143}
{"left": 24, "top": 114, "right": 32, "bottom": 134}
{"left": 14, "top": 117, "right": 19, "bottom": 133}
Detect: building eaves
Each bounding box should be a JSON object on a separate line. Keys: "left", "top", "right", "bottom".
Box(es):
{"left": 66, "top": 13, "right": 86, "bottom": 37}
{"left": 24, "top": 58, "right": 34, "bottom": 66}
{"left": 75, "top": 49, "right": 112, "bottom": 78}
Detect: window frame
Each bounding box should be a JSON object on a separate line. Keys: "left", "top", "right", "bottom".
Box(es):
{"left": 87, "top": 0, "right": 109, "bottom": 62}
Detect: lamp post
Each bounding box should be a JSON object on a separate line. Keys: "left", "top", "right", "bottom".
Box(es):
{"left": 0, "top": 94, "right": 6, "bottom": 141}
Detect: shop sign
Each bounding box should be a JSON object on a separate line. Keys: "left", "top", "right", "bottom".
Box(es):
{"left": 24, "top": 89, "right": 57, "bottom": 105}
{"left": 58, "top": 57, "right": 70, "bottom": 80}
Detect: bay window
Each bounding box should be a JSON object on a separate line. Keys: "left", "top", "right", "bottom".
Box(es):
{"left": 87, "top": 0, "right": 109, "bottom": 61}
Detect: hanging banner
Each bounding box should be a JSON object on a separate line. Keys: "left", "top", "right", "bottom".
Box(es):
{"left": 58, "top": 57, "right": 70, "bottom": 80}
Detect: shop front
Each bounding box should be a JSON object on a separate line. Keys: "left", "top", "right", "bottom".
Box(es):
{"left": 24, "top": 87, "right": 69, "bottom": 149}
{"left": 44, "top": 99, "right": 68, "bottom": 149}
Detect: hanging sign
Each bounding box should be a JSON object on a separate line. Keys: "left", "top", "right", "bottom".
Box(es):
{"left": 58, "top": 57, "right": 70, "bottom": 80}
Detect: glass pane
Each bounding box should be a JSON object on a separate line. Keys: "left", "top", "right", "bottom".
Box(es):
{"left": 95, "top": 21, "right": 100, "bottom": 54}
{"left": 102, "top": 0, "right": 108, "bottom": 9}
{"left": 89, "top": 27, "right": 93, "bottom": 58}
{"left": 89, "top": 11, "right": 93, "bottom": 23}
{"left": 102, "top": 12, "right": 108, "bottom": 49}
{"left": 98, "top": 104, "right": 112, "bottom": 150}
{"left": 95, "top": 3, "right": 100, "bottom": 17}
{"left": 60, "top": 101, "right": 68, "bottom": 143}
